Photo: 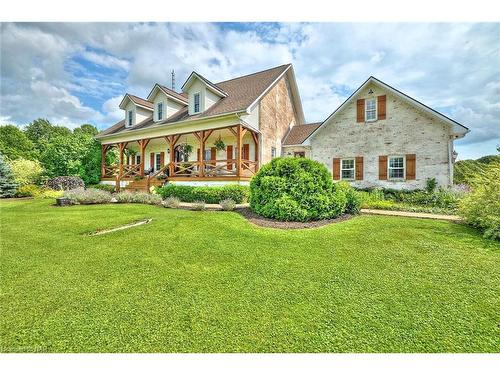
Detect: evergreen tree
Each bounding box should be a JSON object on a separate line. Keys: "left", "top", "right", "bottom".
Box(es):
{"left": 0, "top": 153, "right": 18, "bottom": 198}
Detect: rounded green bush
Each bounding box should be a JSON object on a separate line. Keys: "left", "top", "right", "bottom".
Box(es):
{"left": 250, "top": 157, "right": 348, "bottom": 221}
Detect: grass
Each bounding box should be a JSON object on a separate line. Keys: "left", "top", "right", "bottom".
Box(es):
{"left": 1, "top": 199, "right": 499, "bottom": 353}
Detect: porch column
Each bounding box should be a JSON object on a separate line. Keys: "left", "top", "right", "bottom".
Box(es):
{"left": 199, "top": 131, "right": 205, "bottom": 177}
{"left": 251, "top": 131, "right": 260, "bottom": 172}
{"left": 138, "top": 139, "right": 150, "bottom": 176}
{"left": 118, "top": 142, "right": 127, "bottom": 176}
{"left": 101, "top": 144, "right": 108, "bottom": 178}
{"left": 236, "top": 124, "right": 242, "bottom": 177}
{"left": 166, "top": 135, "right": 180, "bottom": 177}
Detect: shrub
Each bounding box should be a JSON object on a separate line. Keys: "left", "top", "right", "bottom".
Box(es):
{"left": 334, "top": 181, "right": 361, "bottom": 214}
{"left": 0, "top": 153, "right": 17, "bottom": 198}
{"left": 15, "top": 184, "right": 42, "bottom": 197}
{"left": 163, "top": 196, "right": 181, "bottom": 209}
{"left": 88, "top": 184, "right": 115, "bottom": 193}
{"left": 156, "top": 184, "right": 249, "bottom": 204}
{"left": 48, "top": 176, "right": 84, "bottom": 191}
{"left": 63, "top": 188, "right": 112, "bottom": 204}
{"left": 220, "top": 198, "right": 236, "bottom": 211}
{"left": 250, "top": 157, "right": 348, "bottom": 221}
{"left": 425, "top": 177, "right": 438, "bottom": 193}
{"left": 192, "top": 200, "right": 206, "bottom": 211}
{"left": 115, "top": 191, "right": 162, "bottom": 205}
{"left": 38, "top": 189, "right": 63, "bottom": 199}
{"left": 459, "top": 163, "right": 500, "bottom": 240}
{"left": 10, "top": 158, "right": 44, "bottom": 186}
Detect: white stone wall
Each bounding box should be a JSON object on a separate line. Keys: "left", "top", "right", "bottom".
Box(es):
{"left": 310, "top": 83, "right": 454, "bottom": 189}
{"left": 282, "top": 146, "right": 312, "bottom": 158}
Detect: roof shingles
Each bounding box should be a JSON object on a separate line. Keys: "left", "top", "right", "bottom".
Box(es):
{"left": 283, "top": 123, "right": 322, "bottom": 145}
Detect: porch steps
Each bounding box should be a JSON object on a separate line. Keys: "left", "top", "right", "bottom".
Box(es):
{"left": 123, "top": 178, "right": 164, "bottom": 193}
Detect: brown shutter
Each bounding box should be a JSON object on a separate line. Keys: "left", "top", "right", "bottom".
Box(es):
{"left": 379, "top": 155, "right": 388, "bottom": 180}
{"left": 406, "top": 154, "right": 416, "bottom": 180}
{"left": 150, "top": 152, "right": 155, "bottom": 170}
{"left": 355, "top": 156, "right": 363, "bottom": 180}
{"left": 197, "top": 148, "right": 200, "bottom": 161}
{"left": 159, "top": 152, "right": 165, "bottom": 167}
{"left": 227, "top": 145, "right": 233, "bottom": 170}
{"left": 332, "top": 158, "right": 340, "bottom": 180}
{"left": 210, "top": 147, "right": 216, "bottom": 160}
{"left": 377, "top": 95, "right": 386, "bottom": 120}
{"left": 242, "top": 144, "right": 250, "bottom": 160}
{"left": 357, "top": 99, "right": 365, "bottom": 122}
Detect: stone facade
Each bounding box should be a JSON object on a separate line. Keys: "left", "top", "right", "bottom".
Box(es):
{"left": 282, "top": 145, "right": 312, "bottom": 158}
{"left": 259, "top": 77, "right": 299, "bottom": 164}
{"left": 310, "top": 83, "right": 454, "bottom": 189}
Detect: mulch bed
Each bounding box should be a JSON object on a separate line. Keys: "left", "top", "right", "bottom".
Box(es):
{"left": 235, "top": 207, "right": 353, "bottom": 229}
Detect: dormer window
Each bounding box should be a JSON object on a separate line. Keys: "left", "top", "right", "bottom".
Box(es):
{"left": 128, "top": 110, "right": 133, "bottom": 126}
{"left": 365, "top": 98, "right": 376, "bottom": 121}
{"left": 194, "top": 93, "right": 200, "bottom": 113}
{"left": 157, "top": 102, "right": 163, "bottom": 121}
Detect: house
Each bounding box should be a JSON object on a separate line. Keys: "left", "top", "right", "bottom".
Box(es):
{"left": 97, "top": 64, "right": 468, "bottom": 191}
{"left": 96, "top": 64, "right": 304, "bottom": 191}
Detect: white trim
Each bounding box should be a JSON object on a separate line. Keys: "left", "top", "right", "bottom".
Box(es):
{"left": 193, "top": 92, "right": 201, "bottom": 114}
{"left": 246, "top": 65, "right": 306, "bottom": 125}
{"left": 340, "top": 158, "right": 356, "bottom": 181}
{"left": 388, "top": 155, "right": 406, "bottom": 181}
{"left": 365, "top": 97, "right": 377, "bottom": 122}
{"left": 181, "top": 72, "right": 228, "bottom": 98}
{"left": 119, "top": 94, "right": 153, "bottom": 112}
{"left": 147, "top": 83, "right": 188, "bottom": 105}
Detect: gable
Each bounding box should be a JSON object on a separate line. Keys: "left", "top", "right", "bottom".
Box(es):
{"left": 308, "top": 77, "right": 469, "bottom": 143}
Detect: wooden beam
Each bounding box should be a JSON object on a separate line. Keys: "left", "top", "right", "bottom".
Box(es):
{"left": 138, "top": 139, "right": 150, "bottom": 176}
{"left": 203, "top": 129, "right": 214, "bottom": 142}
{"left": 101, "top": 144, "right": 107, "bottom": 178}
{"left": 200, "top": 130, "right": 205, "bottom": 177}
{"left": 251, "top": 131, "right": 260, "bottom": 171}
{"left": 236, "top": 124, "right": 242, "bottom": 177}
{"left": 228, "top": 126, "right": 237, "bottom": 137}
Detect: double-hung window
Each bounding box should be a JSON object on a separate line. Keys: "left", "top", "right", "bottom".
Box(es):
{"left": 157, "top": 102, "right": 163, "bottom": 121}
{"left": 271, "top": 147, "right": 277, "bottom": 158}
{"left": 193, "top": 93, "right": 200, "bottom": 113}
{"left": 128, "top": 110, "right": 133, "bottom": 126}
{"left": 365, "top": 98, "right": 376, "bottom": 121}
{"left": 136, "top": 155, "right": 141, "bottom": 165}
{"left": 341, "top": 158, "right": 355, "bottom": 180}
{"left": 388, "top": 156, "right": 405, "bottom": 179}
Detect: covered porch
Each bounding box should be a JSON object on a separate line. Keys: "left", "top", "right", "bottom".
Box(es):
{"left": 101, "top": 124, "right": 260, "bottom": 190}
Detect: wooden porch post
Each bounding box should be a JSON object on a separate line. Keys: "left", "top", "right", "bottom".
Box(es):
{"left": 199, "top": 131, "right": 205, "bottom": 177}
{"left": 165, "top": 135, "right": 180, "bottom": 177}
{"left": 236, "top": 124, "right": 242, "bottom": 177}
{"left": 101, "top": 144, "right": 107, "bottom": 178}
{"left": 251, "top": 131, "right": 260, "bottom": 172}
{"left": 138, "top": 139, "right": 150, "bottom": 176}
{"left": 118, "top": 142, "right": 127, "bottom": 176}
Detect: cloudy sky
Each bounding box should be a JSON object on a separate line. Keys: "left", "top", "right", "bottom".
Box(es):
{"left": 0, "top": 22, "right": 498, "bottom": 159}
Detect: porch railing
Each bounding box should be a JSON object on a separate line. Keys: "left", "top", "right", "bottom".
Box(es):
{"left": 103, "top": 165, "right": 118, "bottom": 178}
{"left": 121, "top": 164, "right": 141, "bottom": 178}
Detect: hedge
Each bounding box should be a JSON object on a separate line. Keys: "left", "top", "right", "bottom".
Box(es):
{"left": 155, "top": 184, "right": 249, "bottom": 204}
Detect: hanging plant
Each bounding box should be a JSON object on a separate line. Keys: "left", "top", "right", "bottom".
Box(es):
{"left": 178, "top": 143, "right": 193, "bottom": 158}
{"left": 214, "top": 137, "right": 226, "bottom": 151}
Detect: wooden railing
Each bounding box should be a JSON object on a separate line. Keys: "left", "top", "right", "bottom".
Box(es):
{"left": 103, "top": 165, "right": 118, "bottom": 178}
{"left": 241, "top": 159, "right": 258, "bottom": 175}
{"left": 121, "top": 164, "right": 141, "bottom": 178}
{"left": 204, "top": 159, "right": 237, "bottom": 177}
{"left": 172, "top": 161, "right": 201, "bottom": 177}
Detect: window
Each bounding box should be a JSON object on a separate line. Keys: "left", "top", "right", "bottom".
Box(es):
{"left": 271, "top": 147, "right": 277, "bottom": 158}
{"left": 136, "top": 155, "right": 141, "bottom": 165}
{"left": 204, "top": 149, "right": 211, "bottom": 161}
{"left": 388, "top": 156, "right": 405, "bottom": 179}
{"left": 155, "top": 153, "right": 161, "bottom": 171}
{"left": 193, "top": 93, "right": 200, "bottom": 113}
{"left": 294, "top": 151, "right": 305, "bottom": 158}
{"left": 128, "top": 110, "right": 133, "bottom": 126}
{"left": 157, "top": 102, "right": 163, "bottom": 121}
{"left": 341, "top": 158, "right": 355, "bottom": 180}
{"left": 365, "top": 98, "right": 376, "bottom": 121}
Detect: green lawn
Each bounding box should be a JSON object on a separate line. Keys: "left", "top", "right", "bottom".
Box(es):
{"left": 1, "top": 199, "right": 499, "bottom": 353}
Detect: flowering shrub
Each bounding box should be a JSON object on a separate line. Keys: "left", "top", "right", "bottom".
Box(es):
{"left": 10, "top": 158, "right": 43, "bottom": 186}
{"left": 115, "top": 191, "right": 162, "bottom": 205}
{"left": 163, "top": 196, "right": 181, "bottom": 208}
{"left": 48, "top": 176, "right": 84, "bottom": 191}
{"left": 192, "top": 201, "right": 206, "bottom": 211}
{"left": 220, "top": 198, "right": 236, "bottom": 211}
{"left": 63, "top": 188, "right": 112, "bottom": 204}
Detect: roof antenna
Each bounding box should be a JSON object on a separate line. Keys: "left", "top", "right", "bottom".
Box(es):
{"left": 171, "top": 69, "right": 176, "bottom": 91}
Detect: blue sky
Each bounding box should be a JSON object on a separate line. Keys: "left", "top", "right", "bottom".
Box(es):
{"left": 1, "top": 22, "right": 499, "bottom": 159}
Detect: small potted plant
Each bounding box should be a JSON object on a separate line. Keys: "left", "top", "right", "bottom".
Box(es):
{"left": 214, "top": 136, "right": 226, "bottom": 151}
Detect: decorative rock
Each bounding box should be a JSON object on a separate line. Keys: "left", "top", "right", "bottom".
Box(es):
{"left": 56, "top": 197, "right": 72, "bottom": 206}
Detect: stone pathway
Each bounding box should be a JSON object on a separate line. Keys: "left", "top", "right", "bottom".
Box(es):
{"left": 361, "top": 209, "right": 461, "bottom": 221}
